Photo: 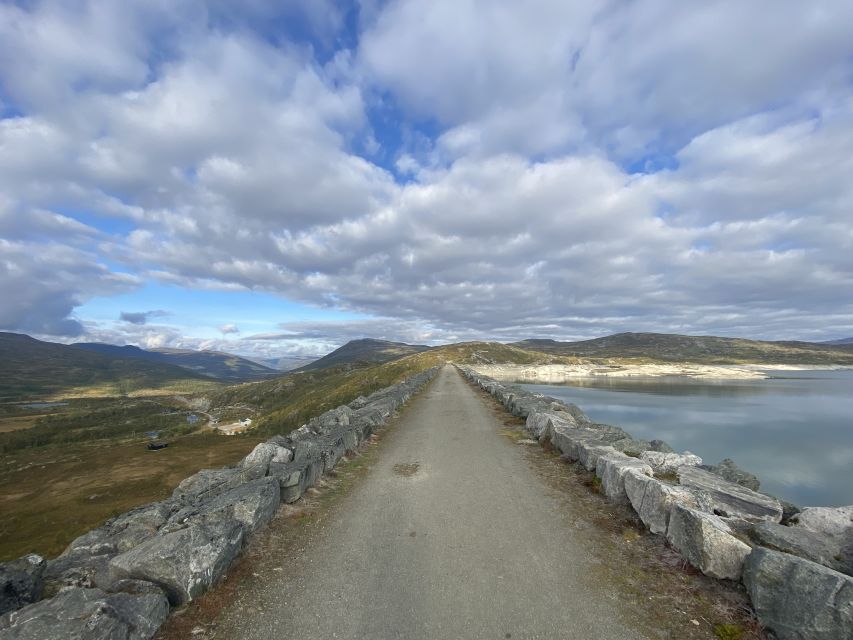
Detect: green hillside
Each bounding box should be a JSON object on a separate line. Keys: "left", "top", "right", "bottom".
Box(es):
{"left": 0, "top": 332, "right": 218, "bottom": 400}
{"left": 72, "top": 343, "right": 279, "bottom": 381}
{"left": 297, "top": 338, "right": 432, "bottom": 371}
{"left": 512, "top": 333, "right": 853, "bottom": 364}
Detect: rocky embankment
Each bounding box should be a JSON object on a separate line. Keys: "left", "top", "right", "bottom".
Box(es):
{"left": 0, "top": 368, "right": 439, "bottom": 639}
{"left": 476, "top": 363, "right": 769, "bottom": 381}
{"left": 459, "top": 366, "right": 853, "bottom": 640}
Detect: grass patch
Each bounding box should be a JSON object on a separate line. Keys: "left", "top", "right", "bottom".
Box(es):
{"left": 714, "top": 624, "right": 745, "bottom": 640}
{"left": 0, "top": 432, "right": 262, "bottom": 561}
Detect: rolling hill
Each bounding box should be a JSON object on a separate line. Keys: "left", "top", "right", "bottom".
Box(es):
{"left": 297, "top": 338, "right": 432, "bottom": 371}
{"left": 73, "top": 343, "right": 279, "bottom": 381}
{"left": 0, "top": 332, "right": 216, "bottom": 400}
{"left": 512, "top": 333, "right": 853, "bottom": 364}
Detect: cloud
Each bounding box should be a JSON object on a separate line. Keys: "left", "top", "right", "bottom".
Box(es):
{"left": 0, "top": 239, "right": 138, "bottom": 336}
{"left": 219, "top": 323, "right": 240, "bottom": 335}
{"left": 119, "top": 310, "right": 170, "bottom": 325}
{"left": 2, "top": 0, "right": 853, "bottom": 345}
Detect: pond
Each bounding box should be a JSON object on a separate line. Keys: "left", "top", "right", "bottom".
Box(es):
{"left": 19, "top": 402, "right": 69, "bottom": 409}
{"left": 520, "top": 369, "right": 853, "bottom": 507}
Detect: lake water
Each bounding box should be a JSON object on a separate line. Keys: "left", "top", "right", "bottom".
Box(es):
{"left": 20, "top": 402, "right": 68, "bottom": 409}
{"left": 520, "top": 370, "right": 853, "bottom": 508}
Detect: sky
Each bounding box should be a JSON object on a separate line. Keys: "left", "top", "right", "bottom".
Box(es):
{"left": 2, "top": 0, "right": 853, "bottom": 359}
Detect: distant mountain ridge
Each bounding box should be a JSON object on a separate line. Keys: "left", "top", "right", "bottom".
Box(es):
{"left": 72, "top": 343, "right": 279, "bottom": 381}
{"left": 512, "top": 332, "right": 853, "bottom": 364}
{"left": 821, "top": 337, "right": 853, "bottom": 345}
{"left": 297, "top": 338, "right": 432, "bottom": 371}
{"left": 0, "top": 332, "right": 212, "bottom": 400}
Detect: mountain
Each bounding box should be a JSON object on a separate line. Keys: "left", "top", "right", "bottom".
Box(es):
{"left": 251, "top": 355, "right": 318, "bottom": 371}
{"left": 72, "top": 343, "right": 279, "bottom": 381}
{"left": 297, "top": 339, "right": 432, "bottom": 371}
{"left": 0, "top": 332, "right": 213, "bottom": 400}
{"left": 822, "top": 337, "right": 853, "bottom": 346}
{"left": 512, "top": 332, "right": 853, "bottom": 365}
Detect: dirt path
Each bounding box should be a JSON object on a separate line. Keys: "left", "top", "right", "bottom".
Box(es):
{"left": 207, "top": 365, "right": 649, "bottom": 639}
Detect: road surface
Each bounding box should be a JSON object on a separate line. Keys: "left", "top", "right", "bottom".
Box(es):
{"left": 214, "top": 365, "right": 648, "bottom": 639}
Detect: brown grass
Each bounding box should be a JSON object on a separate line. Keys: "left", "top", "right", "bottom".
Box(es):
{"left": 0, "top": 415, "right": 43, "bottom": 433}
{"left": 0, "top": 433, "right": 262, "bottom": 561}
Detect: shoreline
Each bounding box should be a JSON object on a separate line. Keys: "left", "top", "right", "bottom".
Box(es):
{"left": 472, "top": 362, "right": 851, "bottom": 382}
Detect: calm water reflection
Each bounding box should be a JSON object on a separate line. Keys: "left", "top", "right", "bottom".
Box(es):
{"left": 521, "top": 370, "right": 853, "bottom": 507}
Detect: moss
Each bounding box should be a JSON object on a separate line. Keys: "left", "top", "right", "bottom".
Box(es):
{"left": 714, "top": 624, "right": 745, "bottom": 640}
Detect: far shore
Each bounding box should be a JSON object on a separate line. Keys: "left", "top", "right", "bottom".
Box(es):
{"left": 471, "top": 362, "right": 852, "bottom": 382}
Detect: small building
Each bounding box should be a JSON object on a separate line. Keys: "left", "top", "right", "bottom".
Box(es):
{"left": 239, "top": 418, "right": 253, "bottom": 427}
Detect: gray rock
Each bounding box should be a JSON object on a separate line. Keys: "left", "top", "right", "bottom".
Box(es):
{"left": 0, "top": 584, "right": 168, "bottom": 640}
{"left": 678, "top": 466, "right": 782, "bottom": 523}
{"left": 172, "top": 465, "right": 265, "bottom": 505}
{"left": 43, "top": 501, "right": 175, "bottom": 596}
{"left": 610, "top": 437, "right": 652, "bottom": 456}
{"left": 640, "top": 450, "right": 702, "bottom": 475}
{"left": 780, "top": 499, "right": 802, "bottom": 525}
{"left": 64, "top": 501, "right": 175, "bottom": 557}
{"left": 790, "top": 505, "right": 853, "bottom": 538}
{"left": 0, "top": 555, "right": 45, "bottom": 616}
{"left": 595, "top": 453, "right": 653, "bottom": 503}
{"left": 702, "top": 458, "right": 760, "bottom": 491}
{"left": 666, "top": 503, "right": 751, "bottom": 580}
{"left": 526, "top": 411, "right": 573, "bottom": 440}
{"left": 42, "top": 551, "right": 113, "bottom": 596}
{"left": 623, "top": 470, "right": 699, "bottom": 535}
{"left": 349, "top": 396, "right": 368, "bottom": 409}
{"left": 743, "top": 547, "right": 853, "bottom": 640}
{"left": 109, "top": 518, "right": 244, "bottom": 605}
{"left": 751, "top": 521, "right": 849, "bottom": 575}
{"left": 239, "top": 442, "right": 292, "bottom": 471}
{"left": 167, "top": 477, "right": 280, "bottom": 536}
{"left": 577, "top": 442, "right": 618, "bottom": 472}
{"left": 649, "top": 439, "right": 675, "bottom": 453}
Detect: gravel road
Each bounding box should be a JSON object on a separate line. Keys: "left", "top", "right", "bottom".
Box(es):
{"left": 213, "top": 365, "right": 648, "bottom": 639}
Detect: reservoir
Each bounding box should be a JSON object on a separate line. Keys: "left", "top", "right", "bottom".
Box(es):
{"left": 520, "top": 369, "right": 853, "bottom": 507}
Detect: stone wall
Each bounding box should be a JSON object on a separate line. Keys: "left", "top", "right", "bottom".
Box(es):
{"left": 458, "top": 365, "right": 853, "bottom": 640}
{"left": 0, "top": 367, "right": 439, "bottom": 639}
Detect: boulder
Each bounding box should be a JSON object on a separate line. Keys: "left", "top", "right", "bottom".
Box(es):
{"left": 268, "top": 461, "right": 306, "bottom": 503}
{"left": 0, "top": 583, "right": 168, "bottom": 640}
{"left": 702, "top": 458, "right": 760, "bottom": 491}
{"left": 780, "top": 499, "right": 802, "bottom": 525}
{"left": 640, "top": 451, "right": 702, "bottom": 475}
{"left": 790, "top": 505, "right": 853, "bottom": 538}
{"left": 526, "top": 411, "right": 572, "bottom": 440}
{"left": 0, "top": 555, "right": 45, "bottom": 616}
{"left": 172, "top": 466, "right": 265, "bottom": 505}
{"left": 239, "top": 442, "right": 292, "bottom": 471}
{"left": 623, "top": 471, "right": 699, "bottom": 535}
{"left": 743, "top": 547, "right": 853, "bottom": 640}
{"left": 42, "top": 551, "right": 113, "bottom": 596}
{"left": 595, "top": 453, "right": 653, "bottom": 503}
{"left": 751, "top": 521, "right": 850, "bottom": 575}
{"left": 109, "top": 518, "right": 244, "bottom": 605}
{"left": 167, "top": 477, "right": 280, "bottom": 536}
{"left": 62, "top": 501, "right": 174, "bottom": 557}
{"left": 577, "top": 443, "right": 618, "bottom": 472}
{"left": 677, "top": 466, "right": 782, "bottom": 523}
{"left": 649, "top": 439, "right": 675, "bottom": 453}
{"left": 610, "top": 437, "right": 652, "bottom": 456}
{"left": 666, "top": 504, "right": 751, "bottom": 580}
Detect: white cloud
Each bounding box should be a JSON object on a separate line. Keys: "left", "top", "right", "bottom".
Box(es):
{"left": 2, "top": 0, "right": 853, "bottom": 345}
